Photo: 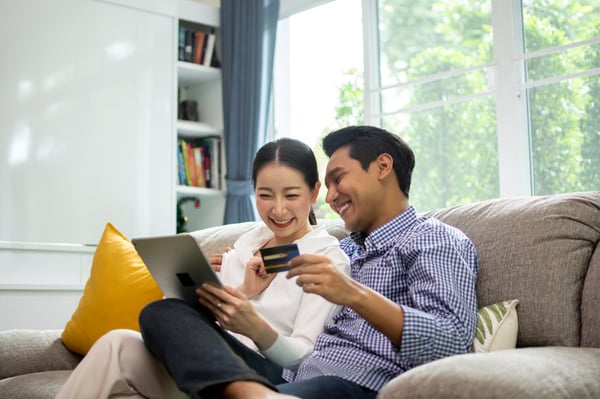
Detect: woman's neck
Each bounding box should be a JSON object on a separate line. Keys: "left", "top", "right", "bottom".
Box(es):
{"left": 265, "top": 224, "right": 313, "bottom": 247}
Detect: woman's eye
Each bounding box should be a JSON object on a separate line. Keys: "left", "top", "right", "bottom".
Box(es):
{"left": 258, "top": 194, "right": 272, "bottom": 199}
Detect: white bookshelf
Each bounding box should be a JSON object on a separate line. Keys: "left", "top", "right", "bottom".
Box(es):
{"left": 175, "top": 8, "right": 226, "bottom": 232}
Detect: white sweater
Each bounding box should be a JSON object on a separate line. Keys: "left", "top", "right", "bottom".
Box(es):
{"left": 217, "top": 223, "right": 349, "bottom": 369}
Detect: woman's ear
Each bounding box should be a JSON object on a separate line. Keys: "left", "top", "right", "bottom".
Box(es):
{"left": 311, "top": 181, "right": 321, "bottom": 204}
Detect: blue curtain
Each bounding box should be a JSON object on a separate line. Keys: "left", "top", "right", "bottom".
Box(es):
{"left": 220, "top": 0, "right": 280, "bottom": 224}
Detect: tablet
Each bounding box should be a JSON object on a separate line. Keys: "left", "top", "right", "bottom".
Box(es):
{"left": 132, "top": 234, "right": 223, "bottom": 306}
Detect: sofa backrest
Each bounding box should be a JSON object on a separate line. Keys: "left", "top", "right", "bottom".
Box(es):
{"left": 426, "top": 191, "right": 600, "bottom": 348}
{"left": 191, "top": 192, "right": 600, "bottom": 349}
{"left": 190, "top": 219, "right": 349, "bottom": 257}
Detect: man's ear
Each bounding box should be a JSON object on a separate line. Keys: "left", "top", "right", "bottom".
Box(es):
{"left": 311, "top": 181, "right": 321, "bottom": 204}
{"left": 376, "top": 153, "right": 394, "bottom": 180}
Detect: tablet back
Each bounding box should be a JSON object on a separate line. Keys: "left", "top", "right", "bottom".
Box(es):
{"left": 132, "top": 234, "right": 223, "bottom": 305}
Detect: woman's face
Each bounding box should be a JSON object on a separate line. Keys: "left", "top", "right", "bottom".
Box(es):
{"left": 255, "top": 163, "right": 319, "bottom": 243}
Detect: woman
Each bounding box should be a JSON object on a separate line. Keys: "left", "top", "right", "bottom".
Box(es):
{"left": 56, "top": 138, "right": 349, "bottom": 399}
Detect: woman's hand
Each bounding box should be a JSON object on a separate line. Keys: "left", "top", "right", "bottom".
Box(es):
{"left": 209, "top": 247, "right": 231, "bottom": 272}
{"left": 237, "top": 255, "right": 277, "bottom": 299}
{"left": 196, "top": 284, "right": 277, "bottom": 350}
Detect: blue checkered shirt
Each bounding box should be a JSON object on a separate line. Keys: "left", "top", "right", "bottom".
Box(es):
{"left": 284, "top": 206, "right": 478, "bottom": 391}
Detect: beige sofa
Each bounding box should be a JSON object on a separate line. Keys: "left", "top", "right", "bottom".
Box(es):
{"left": 1, "top": 191, "right": 599, "bottom": 399}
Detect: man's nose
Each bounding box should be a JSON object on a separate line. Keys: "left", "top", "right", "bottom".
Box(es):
{"left": 325, "top": 186, "right": 338, "bottom": 205}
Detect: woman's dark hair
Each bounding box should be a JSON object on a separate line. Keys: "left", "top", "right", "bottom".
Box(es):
{"left": 322, "top": 125, "right": 415, "bottom": 198}
{"left": 252, "top": 138, "right": 319, "bottom": 225}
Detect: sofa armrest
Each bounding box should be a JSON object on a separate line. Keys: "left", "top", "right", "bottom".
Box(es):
{"left": 0, "top": 329, "right": 81, "bottom": 379}
{"left": 377, "top": 347, "right": 600, "bottom": 399}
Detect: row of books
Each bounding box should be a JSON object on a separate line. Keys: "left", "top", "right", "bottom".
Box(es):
{"left": 178, "top": 26, "right": 217, "bottom": 67}
{"left": 177, "top": 137, "right": 222, "bottom": 190}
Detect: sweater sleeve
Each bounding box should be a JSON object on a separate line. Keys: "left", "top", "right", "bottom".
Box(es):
{"left": 260, "top": 244, "right": 350, "bottom": 369}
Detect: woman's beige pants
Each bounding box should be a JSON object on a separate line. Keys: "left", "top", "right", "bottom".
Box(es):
{"left": 55, "top": 329, "right": 188, "bottom": 399}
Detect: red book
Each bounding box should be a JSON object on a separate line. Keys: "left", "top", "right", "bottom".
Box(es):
{"left": 193, "top": 31, "right": 207, "bottom": 64}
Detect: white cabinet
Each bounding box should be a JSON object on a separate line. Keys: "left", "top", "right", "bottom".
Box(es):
{"left": 0, "top": 0, "right": 226, "bottom": 243}
{"left": 0, "top": 0, "right": 174, "bottom": 244}
{"left": 0, "top": 0, "right": 226, "bottom": 329}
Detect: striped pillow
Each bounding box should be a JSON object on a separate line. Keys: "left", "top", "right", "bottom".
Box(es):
{"left": 473, "top": 299, "right": 519, "bottom": 353}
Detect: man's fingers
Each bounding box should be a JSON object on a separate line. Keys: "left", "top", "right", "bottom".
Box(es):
{"left": 287, "top": 253, "right": 327, "bottom": 267}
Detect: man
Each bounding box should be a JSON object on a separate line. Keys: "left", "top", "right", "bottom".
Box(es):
{"left": 276, "top": 125, "right": 478, "bottom": 398}
{"left": 144, "top": 125, "right": 478, "bottom": 399}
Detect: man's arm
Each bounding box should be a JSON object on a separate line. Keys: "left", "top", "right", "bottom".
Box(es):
{"left": 286, "top": 254, "right": 405, "bottom": 346}
{"left": 287, "top": 234, "right": 478, "bottom": 361}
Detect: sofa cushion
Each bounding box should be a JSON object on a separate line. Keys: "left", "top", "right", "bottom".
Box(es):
{"left": 0, "top": 329, "right": 79, "bottom": 380}
{"left": 0, "top": 370, "right": 71, "bottom": 399}
{"left": 426, "top": 192, "right": 600, "bottom": 347}
{"left": 581, "top": 239, "right": 600, "bottom": 347}
{"left": 61, "top": 223, "right": 163, "bottom": 355}
{"left": 190, "top": 221, "right": 259, "bottom": 256}
{"left": 376, "top": 347, "right": 600, "bottom": 399}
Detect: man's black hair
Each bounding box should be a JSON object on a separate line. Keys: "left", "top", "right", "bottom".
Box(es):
{"left": 322, "top": 125, "right": 415, "bottom": 198}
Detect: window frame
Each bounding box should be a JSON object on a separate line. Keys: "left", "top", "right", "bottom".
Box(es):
{"left": 274, "top": 0, "right": 599, "bottom": 198}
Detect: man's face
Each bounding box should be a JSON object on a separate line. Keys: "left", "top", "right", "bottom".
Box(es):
{"left": 324, "top": 146, "right": 382, "bottom": 234}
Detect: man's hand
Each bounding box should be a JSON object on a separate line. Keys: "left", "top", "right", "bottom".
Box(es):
{"left": 286, "top": 254, "right": 363, "bottom": 307}
{"left": 209, "top": 247, "right": 231, "bottom": 272}
{"left": 287, "top": 254, "right": 405, "bottom": 346}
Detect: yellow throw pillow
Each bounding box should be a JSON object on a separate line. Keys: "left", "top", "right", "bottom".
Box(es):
{"left": 61, "top": 223, "right": 163, "bottom": 355}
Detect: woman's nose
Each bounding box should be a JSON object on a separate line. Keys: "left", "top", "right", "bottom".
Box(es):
{"left": 273, "top": 199, "right": 287, "bottom": 214}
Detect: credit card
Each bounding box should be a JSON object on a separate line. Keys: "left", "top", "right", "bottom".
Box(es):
{"left": 259, "top": 243, "right": 300, "bottom": 273}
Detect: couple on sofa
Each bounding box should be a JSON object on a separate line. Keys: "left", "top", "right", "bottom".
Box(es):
{"left": 56, "top": 126, "right": 479, "bottom": 399}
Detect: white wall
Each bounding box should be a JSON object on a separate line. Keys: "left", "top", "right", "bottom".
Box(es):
{"left": 0, "top": 242, "right": 93, "bottom": 330}
{"left": 0, "top": 0, "right": 178, "bottom": 329}
{"left": 0, "top": 0, "right": 174, "bottom": 246}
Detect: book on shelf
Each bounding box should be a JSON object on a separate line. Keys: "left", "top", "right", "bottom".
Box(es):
{"left": 192, "top": 146, "right": 206, "bottom": 187}
{"left": 202, "top": 30, "right": 217, "bottom": 67}
{"left": 206, "top": 137, "right": 221, "bottom": 189}
{"left": 176, "top": 141, "right": 187, "bottom": 185}
{"left": 179, "top": 139, "right": 192, "bottom": 185}
{"left": 177, "top": 137, "right": 221, "bottom": 189}
{"left": 183, "top": 29, "right": 194, "bottom": 62}
{"left": 178, "top": 24, "right": 219, "bottom": 68}
{"left": 193, "top": 31, "right": 207, "bottom": 64}
{"left": 178, "top": 27, "right": 186, "bottom": 62}
{"left": 185, "top": 142, "right": 199, "bottom": 188}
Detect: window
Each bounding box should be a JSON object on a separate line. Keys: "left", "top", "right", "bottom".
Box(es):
{"left": 373, "top": 0, "right": 600, "bottom": 208}
{"left": 374, "top": 0, "right": 497, "bottom": 210}
{"left": 273, "top": 0, "right": 363, "bottom": 218}
{"left": 520, "top": 0, "right": 600, "bottom": 195}
{"left": 273, "top": 0, "right": 599, "bottom": 213}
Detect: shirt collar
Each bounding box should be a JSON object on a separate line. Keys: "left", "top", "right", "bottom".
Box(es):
{"left": 349, "top": 206, "right": 417, "bottom": 251}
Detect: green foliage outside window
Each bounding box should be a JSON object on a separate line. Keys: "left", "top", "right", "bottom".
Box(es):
{"left": 318, "top": 0, "right": 598, "bottom": 216}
